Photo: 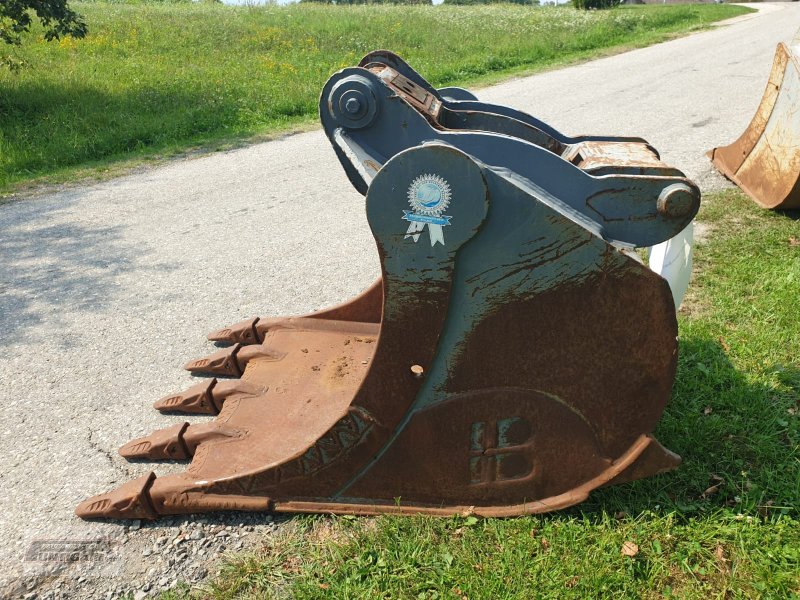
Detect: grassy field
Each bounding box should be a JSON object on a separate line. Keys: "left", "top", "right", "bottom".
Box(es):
{"left": 162, "top": 190, "right": 799, "bottom": 599}
{"left": 0, "top": 1, "right": 750, "bottom": 192}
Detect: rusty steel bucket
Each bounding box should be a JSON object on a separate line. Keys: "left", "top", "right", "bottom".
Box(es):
{"left": 77, "top": 52, "right": 700, "bottom": 520}
{"left": 708, "top": 31, "right": 800, "bottom": 209}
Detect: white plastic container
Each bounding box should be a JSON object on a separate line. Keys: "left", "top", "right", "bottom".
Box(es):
{"left": 649, "top": 221, "right": 694, "bottom": 310}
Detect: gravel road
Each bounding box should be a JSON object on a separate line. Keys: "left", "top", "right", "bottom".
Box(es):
{"left": 2, "top": 3, "right": 799, "bottom": 597}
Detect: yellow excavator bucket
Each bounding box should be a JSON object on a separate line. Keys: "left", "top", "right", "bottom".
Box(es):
{"left": 708, "top": 30, "right": 800, "bottom": 210}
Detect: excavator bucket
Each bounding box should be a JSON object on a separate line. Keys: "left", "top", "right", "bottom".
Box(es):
{"left": 77, "top": 52, "right": 700, "bottom": 520}
{"left": 708, "top": 30, "right": 800, "bottom": 209}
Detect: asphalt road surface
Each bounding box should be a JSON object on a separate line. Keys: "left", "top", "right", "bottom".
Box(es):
{"left": 2, "top": 3, "right": 799, "bottom": 597}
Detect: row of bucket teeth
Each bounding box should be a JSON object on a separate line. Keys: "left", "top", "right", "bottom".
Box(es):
{"left": 153, "top": 377, "right": 266, "bottom": 415}
{"left": 74, "top": 320, "right": 273, "bottom": 519}
{"left": 117, "top": 321, "right": 269, "bottom": 461}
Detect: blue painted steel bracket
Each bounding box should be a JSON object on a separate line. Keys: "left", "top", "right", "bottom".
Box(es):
{"left": 320, "top": 62, "right": 700, "bottom": 248}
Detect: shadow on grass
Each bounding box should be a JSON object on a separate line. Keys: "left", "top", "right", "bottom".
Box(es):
{"left": 584, "top": 335, "right": 799, "bottom": 519}
{"left": 775, "top": 208, "right": 800, "bottom": 222}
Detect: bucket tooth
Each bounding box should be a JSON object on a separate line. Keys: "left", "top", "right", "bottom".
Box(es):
{"left": 207, "top": 317, "right": 262, "bottom": 345}
{"left": 76, "top": 472, "right": 272, "bottom": 520}
{"left": 153, "top": 379, "right": 267, "bottom": 414}
{"left": 78, "top": 52, "right": 701, "bottom": 521}
{"left": 119, "top": 422, "right": 244, "bottom": 461}
{"left": 119, "top": 422, "right": 191, "bottom": 460}
{"left": 183, "top": 344, "right": 278, "bottom": 377}
{"left": 154, "top": 379, "right": 218, "bottom": 414}
{"left": 75, "top": 473, "right": 158, "bottom": 520}
{"left": 183, "top": 344, "right": 242, "bottom": 376}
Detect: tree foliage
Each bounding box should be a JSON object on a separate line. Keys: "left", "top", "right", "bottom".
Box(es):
{"left": 1, "top": 0, "right": 87, "bottom": 69}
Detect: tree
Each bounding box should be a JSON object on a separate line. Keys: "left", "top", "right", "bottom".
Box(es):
{"left": 1, "top": 0, "right": 87, "bottom": 70}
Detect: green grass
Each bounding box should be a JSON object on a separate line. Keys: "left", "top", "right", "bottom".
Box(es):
{"left": 168, "top": 190, "right": 798, "bottom": 599}
{"left": 0, "top": 1, "right": 750, "bottom": 192}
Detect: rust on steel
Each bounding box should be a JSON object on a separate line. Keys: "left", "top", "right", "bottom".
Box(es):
{"left": 76, "top": 52, "right": 701, "bottom": 521}
{"left": 709, "top": 32, "right": 800, "bottom": 210}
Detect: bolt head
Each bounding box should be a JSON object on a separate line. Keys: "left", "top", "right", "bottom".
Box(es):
{"left": 657, "top": 184, "right": 697, "bottom": 218}
{"left": 344, "top": 97, "right": 361, "bottom": 115}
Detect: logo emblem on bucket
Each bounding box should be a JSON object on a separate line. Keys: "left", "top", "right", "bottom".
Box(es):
{"left": 403, "top": 174, "right": 452, "bottom": 246}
